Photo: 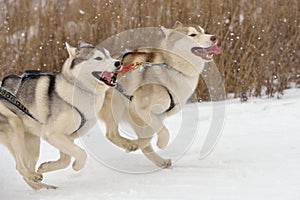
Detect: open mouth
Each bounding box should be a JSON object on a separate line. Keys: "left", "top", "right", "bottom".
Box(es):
{"left": 191, "top": 45, "right": 221, "bottom": 60}
{"left": 92, "top": 71, "right": 117, "bottom": 87}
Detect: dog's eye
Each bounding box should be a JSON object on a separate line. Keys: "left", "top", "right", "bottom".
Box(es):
{"left": 95, "top": 57, "right": 102, "bottom": 61}
{"left": 189, "top": 33, "right": 197, "bottom": 37}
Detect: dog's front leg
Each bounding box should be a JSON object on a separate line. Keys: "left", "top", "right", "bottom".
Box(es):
{"left": 38, "top": 119, "right": 98, "bottom": 173}
{"left": 99, "top": 90, "right": 139, "bottom": 152}
{"left": 38, "top": 151, "right": 72, "bottom": 173}
{"left": 40, "top": 132, "right": 86, "bottom": 171}
{"left": 129, "top": 122, "right": 172, "bottom": 168}
{"left": 104, "top": 118, "right": 140, "bottom": 152}
{"left": 129, "top": 103, "right": 170, "bottom": 149}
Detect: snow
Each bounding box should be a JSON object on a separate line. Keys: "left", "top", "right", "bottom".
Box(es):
{"left": 239, "top": 14, "right": 244, "bottom": 24}
{"left": 78, "top": 9, "right": 85, "bottom": 15}
{"left": 1, "top": 89, "right": 300, "bottom": 199}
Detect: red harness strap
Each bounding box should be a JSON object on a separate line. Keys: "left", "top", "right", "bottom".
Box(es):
{"left": 115, "top": 63, "right": 136, "bottom": 74}
{"left": 115, "top": 62, "right": 149, "bottom": 74}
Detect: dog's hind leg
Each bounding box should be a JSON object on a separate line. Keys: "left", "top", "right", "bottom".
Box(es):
{"left": 5, "top": 142, "right": 42, "bottom": 181}
{"left": 24, "top": 133, "right": 41, "bottom": 172}
{"left": 22, "top": 133, "right": 58, "bottom": 190}
{"left": 2, "top": 106, "right": 44, "bottom": 183}
{"left": 4, "top": 141, "right": 56, "bottom": 190}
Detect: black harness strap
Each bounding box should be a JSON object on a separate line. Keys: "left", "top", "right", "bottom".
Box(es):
{"left": 165, "top": 90, "right": 175, "bottom": 112}
{"left": 115, "top": 83, "right": 133, "bottom": 101}
{"left": 115, "top": 83, "right": 175, "bottom": 113}
{"left": 20, "top": 70, "right": 87, "bottom": 132}
{"left": 22, "top": 70, "right": 59, "bottom": 80}
{"left": 0, "top": 87, "right": 42, "bottom": 123}
{"left": 71, "top": 105, "right": 87, "bottom": 134}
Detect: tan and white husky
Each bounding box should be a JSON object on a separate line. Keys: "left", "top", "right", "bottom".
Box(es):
{"left": 97, "top": 21, "right": 221, "bottom": 168}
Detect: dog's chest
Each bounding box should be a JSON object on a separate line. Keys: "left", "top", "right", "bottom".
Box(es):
{"left": 55, "top": 76, "right": 104, "bottom": 120}
{"left": 121, "top": 67, "right": 198, "bottom": 101}
{"left": 72, "top": 90, "right": 104, "bottom": 119}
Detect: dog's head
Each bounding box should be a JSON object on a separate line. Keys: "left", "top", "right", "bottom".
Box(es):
{"left": 63, "top": 41, "right": 120, "bottom": 88}
{"left": 161, "top": 21, "right": 221, "bottom": 62}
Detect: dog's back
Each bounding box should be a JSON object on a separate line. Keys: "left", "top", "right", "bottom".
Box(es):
{"left": 1, "top": 75, "right": 21, "bottom": 94}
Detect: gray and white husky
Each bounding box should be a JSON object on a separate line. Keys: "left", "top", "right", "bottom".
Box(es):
{"left": 97, "top": 21, "right": 221, "bottom": 168}
{"left": 0, "top": 41, "right": 119, "bottom": 189}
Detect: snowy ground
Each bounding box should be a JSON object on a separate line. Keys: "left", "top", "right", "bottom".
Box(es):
{"left": 1, "top": 89, "right": 300, "bottom": 200}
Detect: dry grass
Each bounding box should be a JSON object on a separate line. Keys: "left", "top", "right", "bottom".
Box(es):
{"left": 0, "top": 0, "right": 299, "bottom": 100}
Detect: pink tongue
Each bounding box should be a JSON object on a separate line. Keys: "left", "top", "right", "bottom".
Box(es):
{"left": 208, "top": 45, "right": 221, "bottom": 54}
{"left": 101, "top": 71, "right": 112, "bottom": 83}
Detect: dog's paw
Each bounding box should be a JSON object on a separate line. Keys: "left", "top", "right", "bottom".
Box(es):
{"left": 30, "top": 182, "right": 58, "bottom": 190}
{"left": 24, "top": 177, "right": 58, "bottom": 190}
{"left": 72, "top": 154, "right": 87, "bottom": 171}
{"left": 37, "top": 161, "right": 51, "bottom": 173}
{"left": 72, "top": 160, "right": 84, "bottom": 171}
{"left": 124, "top": 142, "right": 139, "bottom": 152}
{"left": 43, "top": 183, "right": 58, "bottom": 190}
{"left": 23, "top": 171, "right": 43, "bottom": 183}
{"left": 157, "top": 159, "right": 172, "bottom": 169}
{"left": 31, "top": 172, "right": 43, "bottom": 183}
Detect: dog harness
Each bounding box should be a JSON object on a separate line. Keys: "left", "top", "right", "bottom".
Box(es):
{"left": 114, "top": 61, "right": 177, "bottom": 113}
{"left": 0, "top": 86, "right": 41, "bottom": 123}
{"left": 20, "top": 70, "right": 86, "bottom": 132}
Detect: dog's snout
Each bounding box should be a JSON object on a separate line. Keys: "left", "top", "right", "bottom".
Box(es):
{"left": 210, "top": 35, "right": 217, "bottom": 43}
{"left": 114, "top": 61, "right": 121, "bottom": 68}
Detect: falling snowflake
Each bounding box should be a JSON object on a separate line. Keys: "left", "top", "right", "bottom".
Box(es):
{"left": 79, "top": 9, "right": 85, "bottom": 15}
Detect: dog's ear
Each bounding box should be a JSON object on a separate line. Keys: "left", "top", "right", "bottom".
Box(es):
{"left": 78, "top": 40, "right": 94, "bottom": 49}
{"left": 65, "top": 42, "right": 77, "bottom": 58}
{"left": 174, "top": 21, "right": 183, "bottom": 29}
{"left": 161, "top": 26, "right": 172, "bottom": 38}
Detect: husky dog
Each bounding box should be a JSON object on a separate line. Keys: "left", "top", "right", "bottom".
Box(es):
{"left": 96, "top": 21, "right": 221, "bottom": 168}
{"left": 0, "top": 41, "right": 119, "bottom": 189}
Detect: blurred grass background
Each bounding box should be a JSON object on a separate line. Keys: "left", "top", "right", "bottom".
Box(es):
{"left": 0, "top": 0, "right": 299, "bottom": 100}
